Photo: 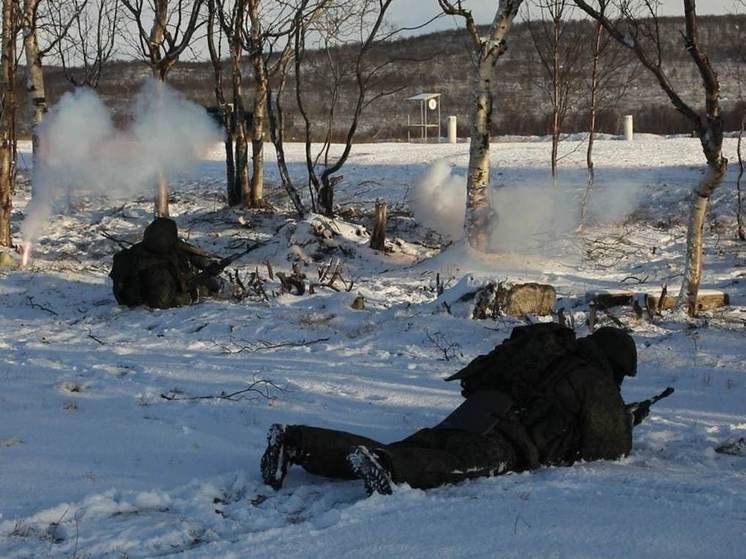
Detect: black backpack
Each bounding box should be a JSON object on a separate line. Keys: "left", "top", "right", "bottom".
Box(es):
{"left": 445, "top": 323, "right": 578, "bottom": 406}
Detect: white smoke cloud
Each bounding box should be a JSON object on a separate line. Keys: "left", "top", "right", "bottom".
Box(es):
{"left": 21, "top": 79, "right": 221, "bottom": 244}
{"left": 409, "top": 160, "right": 466, "bottom": 240}
{"left": 489, "top": 182, "right": 578, "bottom": 253}
{"left": 411, "top": 162, "right": 643, "bottom": 255}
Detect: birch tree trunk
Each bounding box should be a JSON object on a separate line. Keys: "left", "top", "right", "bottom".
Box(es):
{"left": 22, "top": 0, "right": 46, "bottom": 178}
{"left": 230, "top": 24, "right": 250, "bottom": 205}
{"left": 465, "top": 63, "right": 495, "bottom": 250}
{"left": 439, "top": 0, "right": 523, "bottom": 251}
{"left": 682, "top": 159, "right": 726, "bottom": 315}
{"left": 248, "top": 0, "right": 265, "bottom": 208}
{"left": 0, "top": 0, "right": 17, "bottom": 247}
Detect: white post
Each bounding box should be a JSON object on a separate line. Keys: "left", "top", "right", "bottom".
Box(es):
{"left": 624, "top": 114, "right": 634, "bottom": 141}
{"left": 448, "top": 116, "right": 458, "bottom": 144}
{"left": 438, "top": 100, "right": 442, "bottom": 142}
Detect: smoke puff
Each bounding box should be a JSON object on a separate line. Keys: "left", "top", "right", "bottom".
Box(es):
{"left": 409, "top": 162, "right": 643, "bottom": 256}
{"left": 409, "top": 160, "right": 466, "bottom": 240}
{"left": 21, "top": 79, "right": 221, "bottom": 244}
{"left": 489, "top": 183, "right": 578, "bottom": 253}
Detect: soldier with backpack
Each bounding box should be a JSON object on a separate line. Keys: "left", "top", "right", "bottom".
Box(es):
{"left": 109, "top": 217, "right": 224, "bottom": 309}
{"left": 261, "top": 324, "right": 671, "bottom": 495}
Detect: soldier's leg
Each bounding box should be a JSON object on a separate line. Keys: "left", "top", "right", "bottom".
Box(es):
{"left": 380, "top": 428, "right": 518, "bottom": 489}
{"left": 261, "top": 424, "right": 384, "bottom": 489}
{"left": 289, "top": 425, "right": 384, "bottom": 479}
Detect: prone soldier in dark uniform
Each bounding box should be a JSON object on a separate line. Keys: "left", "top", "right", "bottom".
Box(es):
{"left": 261, "top": 325, "right": 667, "bottom": 495}
{"left": 109, "top": 218, "right": 223, "bottom": 309}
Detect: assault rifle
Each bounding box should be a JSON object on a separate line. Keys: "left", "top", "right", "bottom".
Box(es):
{"left": 188, "top": 244, "right": 258, "bottom": 291}
{"left": 626, "top": 386, "right": 674, "bottom": 426}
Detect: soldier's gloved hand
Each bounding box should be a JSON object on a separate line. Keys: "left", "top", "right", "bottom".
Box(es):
{"left": 626, "top": 402, "right": 651, "bottom": 427}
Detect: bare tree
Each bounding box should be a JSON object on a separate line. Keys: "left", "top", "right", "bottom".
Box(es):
{"left": 122, "top": 0, "right": 205, "bottom": 216}
{"left": 526, "top": 0, "right": 586, "bottom": 177}
{"left": 0, "top": 0, "right": 18, "bottom": 247}
{"left": 51, "top": 0, "right": 121, "bottom": 88}
{"left": 438, "top": 0, "right": 523, "bottom": 250}
{"left": 294, "top": 0, "right": 405, "bottom": 216}
{"left": 580, "top": 0, "right": 635, "bottom": 227}
{"left": 574, "top": 0, "right": 726, "bottom": 317}
{"left": 263, "top": 0, "right": 331, "bottom": 217}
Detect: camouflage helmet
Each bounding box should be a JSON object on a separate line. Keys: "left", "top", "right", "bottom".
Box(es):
{"left": 143, "top": 217, "right": 178, "bottom": 254}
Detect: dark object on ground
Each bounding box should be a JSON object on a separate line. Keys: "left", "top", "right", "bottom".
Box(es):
{"left": 715, "top": 437, "right": 746, "bottom": 456}
{"left": 260, "top": 324, "right": 642, "bottom": 495}
{"left": 109, "top": 218, "right": 224, "bottom": 309}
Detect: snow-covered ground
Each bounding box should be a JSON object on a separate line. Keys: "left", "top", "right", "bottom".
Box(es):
{"left": 1, "top": 136, "right": 745, "bottom": 558}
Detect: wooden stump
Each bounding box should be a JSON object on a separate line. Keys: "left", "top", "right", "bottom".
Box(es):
{"left": 646, "top": 290, "right": 729, "bottom": 312}
{"left": 370, "top": 200, "right": 387, "bottom": 251}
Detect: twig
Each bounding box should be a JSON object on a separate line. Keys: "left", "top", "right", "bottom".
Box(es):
{"left": 621, "top": 275, "right": 649, "bottom": 284}
{"left": 161, "top": 379, "right": 283, "bottom": 402}
{"left": 215, "top": 337, "right": 330, "bottom": 354}
{"left": 425, "top": 329, "right": 462, "bottom": 361}
{"left": 26, "top": 296, "right": 58, "bottom": 316}
{"left": 87, "top": 329, "right": 105, "bottom": 345}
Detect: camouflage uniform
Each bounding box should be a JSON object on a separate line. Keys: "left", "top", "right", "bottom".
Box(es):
{"left": 262, "top": 326, "right": 637, "bottom": 492}
{"left": 109, "top": 218, "right": 219, "bottom": 309}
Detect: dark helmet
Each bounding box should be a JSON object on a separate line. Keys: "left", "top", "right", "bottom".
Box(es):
{"left": 143, "top": 218, "right": 178, "bottom": 254}
{"left": 589, "top": 327, "right": 637, "bottom": 385}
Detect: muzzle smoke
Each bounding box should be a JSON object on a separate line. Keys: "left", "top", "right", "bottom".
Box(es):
{"left": 21, "top": 79, "right": 221, "bottom": 250}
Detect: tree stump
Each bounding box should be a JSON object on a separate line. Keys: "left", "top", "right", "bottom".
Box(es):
{"left": 369, "top": 200, "right": 387, "bottom": 251}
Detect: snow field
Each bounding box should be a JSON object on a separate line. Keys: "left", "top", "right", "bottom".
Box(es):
{"left": 0, "top": 136, "right": 744, "bottom": 558}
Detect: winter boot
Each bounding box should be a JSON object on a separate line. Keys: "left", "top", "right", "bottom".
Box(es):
{"left": 346, "top": 445, "right": 393, "bottom": 496}
{"left": 261, "top": 424, "right": 295, "bottom": 490}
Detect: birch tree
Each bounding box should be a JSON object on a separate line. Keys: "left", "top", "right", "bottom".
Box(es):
{"left": 574, "top": 0, "right": 725, "bottom": 317}
{"left": 294, "top": 0, "right": 399, "bottom": 216}
{"left": 122, "top": 0, "right": 205, "bottom": 216}
{"left": 438, "top": 0, "right": 523, "bottom": 250}
{"left": 18, "top": 0, "right": 88, "bottom": 178}
{"left": 526, "top": 0, "right": 586, "bottom": 177}
{"left": 0, "top": 0, "right": 17, "bottom": 248}
{"left": 246, "top": 0, "right": 266, "bottom": 207}
{"left": 262, "top": 0, "right": 330, "bottom": 217}
{"left": 579, "top": 0, "right": 634, "bottom": 227}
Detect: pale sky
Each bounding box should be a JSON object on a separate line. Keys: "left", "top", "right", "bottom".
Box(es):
{"left": 388, "top": 0, "right": 740, "bottom": 34}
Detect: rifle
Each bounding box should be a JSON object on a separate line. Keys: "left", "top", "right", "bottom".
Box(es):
{"left": 626, "top": 386, "right": 674, "bottom": 426}
{"left": 188, "top": 244, "right": 258, "bottom": 291}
